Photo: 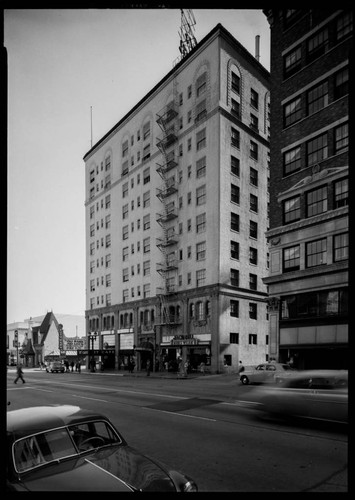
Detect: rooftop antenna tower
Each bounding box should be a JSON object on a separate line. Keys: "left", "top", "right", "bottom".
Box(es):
{"left": 178, "top": 9, "right": 197, "bottom": 60}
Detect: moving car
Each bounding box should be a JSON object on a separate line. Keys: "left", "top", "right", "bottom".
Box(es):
{"left": 7, "top": 405, "right": 198, "bottom": 492}
{"left": 46, "top": 361, "right": 65, "bottom": 373}
{"left": 252, "top": 370, "right": 348, "bottom": 424}
{"left": 239, "top": 362, "right": 295, "bottom": 385}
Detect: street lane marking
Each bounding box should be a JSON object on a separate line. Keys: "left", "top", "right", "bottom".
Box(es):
{"left": 75, "top": 395, "right": 110, "bottom": 403}
{"left": 144, "top": 407, "right": 216, "bottom": 421}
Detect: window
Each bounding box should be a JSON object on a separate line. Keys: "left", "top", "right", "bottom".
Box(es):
{"left": 143, "top": 144, "right": 150, "bottom": 162}
{"left": 250, "top": 220, "right": 258, "bottom": 239}
{"left": 196, "top": 213, "right": 206, "bottom": 233}
{"left": 196, "top": 302, "right": 204, "bottom": 320}
{"left": 334, "top": 178, "right": 348, "bottom": 208}
{"left": 231, "top": 240, "right": 239, "bottom": 260}
{"left": 284, "top": 146, "right": 301, "bottom": 175}
{"left": 196, "top": 99, "right": 207, "bottom": 122}
{"left": 196, "top": 269, "right": 206, "bottom": 287}
{"left": 231, "top": 72, "right": 240, "bottom": 94}
{"left": 250, "top": 88, "right": 259, "bottom": 110}
{"left": 230, "top": 300, "right": 239, "bottom": 317}
{"left": 105, "top": 156, "right": 111, "bottom": 171}
{"left": 250, "top": 113, "right": 258, "bottom": 130}
{"left": 249, "top": 247, "right": 258, "bottom": 265}
{"left": 283, "top": 196, "right": 301, "bottom": 224}
{"left": 250, "top": 141, "right": 258, "bottom": 161}
{"left": 283, "top": 245, "right": 300, "bottom": 272}
{"left": 250, "top": 167, "right": 258, "bottom": 187}
{"left": 90, "top": 224, "right": 95, "bottom": 237}
{"left": 196, "top": 185, "right": 206, "bottom": 205}
{"left": 250, "top": 194, "right": 258, "bottom": 213}
{"left": 306, "top": 239, "right": 327, "bottom": 267}
{"left": 188, "top": 85, "right": 192, "bottom": 98}
{"left": 105, "top": 254, "right": 111, "bottom": 268}
{"left": 196, "top": 128, "right": 206, "bottom": 151}
{"left": 196, "top": 72, "right": 207, "bottom": 97}
{"left": 335, "top": 68, "right": 349, "bottom": 99}
{"left": 143, "top": 214, "right": 150, "bottom": 230}
{"left": 122, "top": 225, "right": 129, "bottom": 240}
{"left": 307, "top": 28, "right": 328, "bottom": 63}
{"left": 105, "top": 234, "right": 111, "bottom": 248}
{"left": 122, "top": 183, "right": 128, "bottom": 198}
{"left": 122, "top": 204, "right": 128, "bottom": 219}
{"left": 249, "top": 273, "right": 257, "bottom": 290}
{"left": 307, "top": 133, "right": 328, "bottom": 166}
{"left": 179, "top": 144, "right": 183, "bottom": 157}
{"left": 90, "top": 205, "right": 94, "bottom": 219}
{"left": 231, "top": 184, "right": 240, "bottom": 204}
{"left": 306, "top": 186, "right": 327, "bottom": 217}
{"left": 230, "top": 332, "right": 239, "bottom": 344}
{"left": 143, "top": 121, "right": 150, "bottom": 140}
{"left": 188, "top": 110, "right": 192, "bottom": 123}
{"left": 196, "top": 157, "right": 206, "bottom": 178}
{"left": 231, "top": 99, "right": 240, "bottom": 118}
{"left": 105, "top": 195, "right": 111, "bottom": 209}
{"left": 231, "top": 269, "right": 239, "bottom": 287}
{"left": 123, "top": 268, "right": 129, "bottom": 282}
{"left": 143, "top": 191, "right": 150, "bottom": 208}
{"left": 188, "top": 138, "right": 191, "bottom": 151}
{"left": 143, "top": 167, "right": 150, "bottom": 184}
{"left": 249, "top": 334, "right": 257, "bottom": 345}
{"left": 336, "top": 11, "right": 353, "bottom": 41}
{"left": 334, "top": 123, "right": 348, "bottom": 154}
{"left": 187, "top": 246, "right": 191, "bottom": 258}
{"left": 143, "top": 260, "right": 150, "bottom": 276}
{"left": 105, "top": 214, "right": 111, "bottom": 229}
{"left": 334, "top": 233, "right": 349, "bottom": 261}
{"left": 231, "top": 155, "right": 240, "bottom": 177}
{"left": 122, "top": 140, "right": 129, "bottom": 157}
{"left": 307, "top": 81, "right": 328, "bottom": 115}
{"left": 231, "top": 212, "right": 239, "bottom": 232}
{"left": 143, "top": 237, "right": 150, "bottom": 253}
{"left": 143, "top": 284, "right": 150, "bottom": 298}
{"left": 281, "top": 289, "right": 348, "bottom": 319}
{"left": 231, "top": 128, "right": 240, "bottom": 148}
{"left": 284, "top": 97, "right": 302, "bottom": 127}
{"left": 122, "top": 246, "right": 128, "bottom": 261}
{"left": 284, "top": 46, "right": 301, "bottom": 78}
{"left": 249, "top": 303, "right": 257, "bottom": 319}
{"left": 196, "top": 241, "right": 206, "bottom": 261}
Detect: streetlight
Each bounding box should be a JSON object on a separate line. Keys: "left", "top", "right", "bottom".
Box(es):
{"left": 88, "top": 331, "right": 98, "bottom": 372}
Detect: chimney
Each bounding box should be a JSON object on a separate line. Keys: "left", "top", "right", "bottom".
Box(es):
{"left": 255, "top": 35, "right": 260, "bottom": 62}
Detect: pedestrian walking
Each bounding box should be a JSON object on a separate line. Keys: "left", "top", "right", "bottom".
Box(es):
{"left": 238, "top": 361, "right": 245, "bottom": 373}
{"left": 64, "top": 360, "right": 70, "bottom": 372}
{"left": 146, "top": 359, "right": 151, "bottom": 376}
{"left": 199, "top": 361, "right": 206, "bottom": 375}
{"left": 14, "top": 365, "right": 25, "bottom": 384}
{"left": 70, "top": 361, "right": 75, "bottom": 372}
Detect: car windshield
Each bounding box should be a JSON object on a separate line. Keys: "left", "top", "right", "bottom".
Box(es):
{"left": 13, "top": 420, "right": 122, "bottom": 473}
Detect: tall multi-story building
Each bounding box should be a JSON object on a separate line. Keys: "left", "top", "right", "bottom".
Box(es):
{"left": 263, "top": 10, "right": 350, "bottom": 369}
{"left": 83, "top": 23, "right": 270, "bottom": 373}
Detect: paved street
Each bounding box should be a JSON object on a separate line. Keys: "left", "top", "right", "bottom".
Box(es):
{"left": 7, "top": 368, "right": 348, "bottom": 492}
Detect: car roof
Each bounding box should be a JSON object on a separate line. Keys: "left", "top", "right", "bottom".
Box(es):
{"left": 7, "top": 405, "right": 108, "bottom": 440}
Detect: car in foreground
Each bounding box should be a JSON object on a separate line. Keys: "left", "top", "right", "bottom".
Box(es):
{"left": 251, "top": 370, "right": 348, "bottom": 424}
{"left": 45, "top": 361, "right": 65, "bottom": 373}
{"left": 239, "top": 362, "right": 295, "bottom": 385}
{"left": 7, "top": 405, "right": 198, "bottom": 492}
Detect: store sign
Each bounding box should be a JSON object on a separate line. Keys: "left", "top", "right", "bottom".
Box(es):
{"left": 171, "top": 334, "right": 199, "bottom": 346}
{"left": 77, "top": 349, "right": 115, "bottom": 355}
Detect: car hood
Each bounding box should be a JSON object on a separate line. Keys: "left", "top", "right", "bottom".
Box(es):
{"left": 17, "top": 445, "right": 177, "bottom": 492}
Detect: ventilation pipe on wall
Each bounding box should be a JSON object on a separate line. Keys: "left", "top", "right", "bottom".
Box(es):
{"left": 255, "top": 35, "right": 260, "bottom": 62}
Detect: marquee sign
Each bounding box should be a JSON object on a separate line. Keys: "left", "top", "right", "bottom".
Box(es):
{"left": 171, "top": 334, "right": 199, "bottom": 346}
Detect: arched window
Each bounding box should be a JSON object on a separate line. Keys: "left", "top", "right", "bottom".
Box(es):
{"left": 196, "top": 302, "right": 204, "bottom": 320}
{"left": 129, "top": 313, "right": 133, "bottom": 326}
{"left": 144, "top": 310, "right": 149, "bottom": 324}
{"left": 169, "top": 306, "right": 175, "bottom": 322}
{"left": 177, "top": 305, "right": 181, "bottom": 319}
{"left": 151, "top": 309, "right": 155, "bottom": 323}
{"left": 140, "top": 311, "right": 144, "bottom": 324}
{"left": 120, "top": 314, "right": 124, "bottom": 328}
{"left": 205, "top": 301, "right": 211, "bottom": 317}
{"left": 103, "top": 317, "right": 107, "bottom": 330}
{"left": 190, "top": 303, "right": 195, "bottom": 319}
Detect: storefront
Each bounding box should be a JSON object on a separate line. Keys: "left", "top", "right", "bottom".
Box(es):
{"left": 160, "top": 334, "right": 211, "bottom": 372}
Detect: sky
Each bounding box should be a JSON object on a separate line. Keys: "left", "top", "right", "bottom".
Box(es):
{"left": 6, "top": 8, "right": 270, "bottom": 323}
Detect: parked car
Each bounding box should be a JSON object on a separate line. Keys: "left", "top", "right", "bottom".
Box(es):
{"left": 45, "top": 361, "right": 65, "bottom": 373}
{"left": 239, "top": 362, "right": 295, "bottom": 385}
{"left": 7, "top": 405, "right": 198, "bottom": 492}
{"left": 252, "top": 370, "right": 348, "bottom": 424}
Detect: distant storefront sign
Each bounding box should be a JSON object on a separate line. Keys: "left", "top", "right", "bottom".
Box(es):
{"left": 171, "top": 334, "right": 199, "bottom": 346}
{"left": 77, "top": 349, "right": 115, "bottom": 355}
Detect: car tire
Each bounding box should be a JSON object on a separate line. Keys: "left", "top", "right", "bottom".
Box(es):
{"left": 240, "top": 375, "right": 249, "bottom": 385}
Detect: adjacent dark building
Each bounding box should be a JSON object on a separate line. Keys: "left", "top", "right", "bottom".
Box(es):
{"left": 263, "top": 10, "right": 351, "bottom": 369}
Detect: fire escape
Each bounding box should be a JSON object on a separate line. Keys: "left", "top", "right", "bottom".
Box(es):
{"left": 155, "top": 91, "right": 181, "bottom": 331}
